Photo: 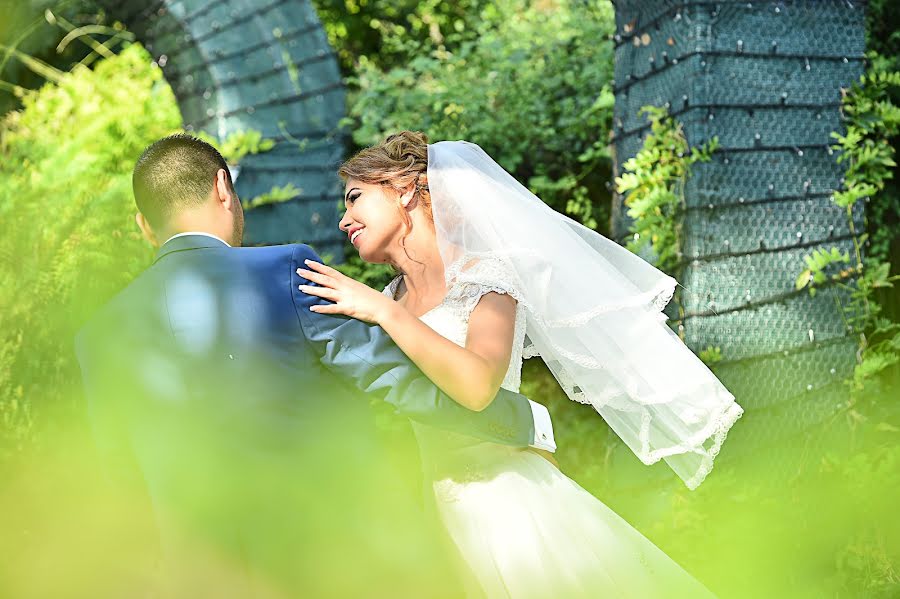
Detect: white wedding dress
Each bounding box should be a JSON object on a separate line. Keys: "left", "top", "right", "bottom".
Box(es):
{"left": 383, "top": 261, "right": 718, "bottom": 599}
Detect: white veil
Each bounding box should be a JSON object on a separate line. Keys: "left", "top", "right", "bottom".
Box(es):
{"left": 426, "top": 140, "right": 744, "bottom": 490}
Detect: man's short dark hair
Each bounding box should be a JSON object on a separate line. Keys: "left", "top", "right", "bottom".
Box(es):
{"left": 132, "top": 133, "right": 233, "bottom": 228}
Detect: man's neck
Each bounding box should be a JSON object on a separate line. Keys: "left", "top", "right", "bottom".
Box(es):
{"left": 162, "top": 231, "right": 232, "bottom": 247}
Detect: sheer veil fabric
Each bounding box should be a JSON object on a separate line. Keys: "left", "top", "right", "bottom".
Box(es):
{"left": 426, "top": 140, "right": 744, "bottom": 490}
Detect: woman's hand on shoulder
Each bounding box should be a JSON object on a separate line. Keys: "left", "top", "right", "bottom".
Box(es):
{"left": 297, "top": 259, "right": 398, "bottom": 324}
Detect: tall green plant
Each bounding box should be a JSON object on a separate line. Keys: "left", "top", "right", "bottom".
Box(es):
{"left": 614, "top": 105, "right": 718, "bottom": 273}
{"left": 796, "top": 58, "right": 900, "bottom": 396}
{"left": 0, "top": 43, "right": 181, "bottom": 454}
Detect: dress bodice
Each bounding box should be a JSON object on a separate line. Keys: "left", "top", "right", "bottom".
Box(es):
{"left": 382, "top": 258, "right": 529, "bottom": 482}
{"left": 382, "top": 259, "right": 527, "bottom": 393}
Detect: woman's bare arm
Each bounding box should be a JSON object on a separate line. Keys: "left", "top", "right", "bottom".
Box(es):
{"left": 377, "top": 290, "right": 516, "bottom": 411}
{"left": 296, "top": 259, "right": 516, "bottom": 411}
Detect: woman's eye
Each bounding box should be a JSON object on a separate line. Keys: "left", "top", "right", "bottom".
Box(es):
{"left": 349, "top": 194, "right": 359, "bottom": 204}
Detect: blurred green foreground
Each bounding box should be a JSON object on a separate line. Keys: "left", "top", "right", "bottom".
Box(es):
{"left": 0, "top": 40, "right": 898, "bottom": 599}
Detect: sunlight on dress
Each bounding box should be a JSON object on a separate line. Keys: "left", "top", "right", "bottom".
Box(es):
{"left": 384, "top": 272, "right": 717, "bottom": 599}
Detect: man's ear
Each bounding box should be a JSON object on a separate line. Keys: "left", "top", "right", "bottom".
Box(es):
{"left": 135, "top": 212, "right": 159, "bottom": 248}
{"left": 215, "top": 168, "right": 238, "bottom": 211}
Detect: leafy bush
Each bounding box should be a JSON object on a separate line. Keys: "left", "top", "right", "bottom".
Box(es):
{"left": 0, "top": 1, "right": 118, "bottom": 116}
{"left": 344, "top": 0, "right": 616, "bottom": 233}
{"left": 331, "top": 0, "right": 615, "bottom": 290}
{"left": 311, "top": 0, "right": 497, "bottom": 75}
{"left": 0, "top": 42, "right": 181, "bottom": 455}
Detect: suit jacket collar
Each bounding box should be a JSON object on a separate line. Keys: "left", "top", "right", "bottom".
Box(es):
{"left": 154, "top": 233, "right": 230, "bottom": 264}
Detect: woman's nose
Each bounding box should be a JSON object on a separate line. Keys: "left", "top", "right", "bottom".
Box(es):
{"left": 339, "top": 211, "right": 352, "bottom": 232}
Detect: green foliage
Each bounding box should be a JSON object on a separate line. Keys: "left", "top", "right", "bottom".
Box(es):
{"left": 343, "top": 0, "right": 616, "bottom": 233}
{"left": 659, "top": 406, "right": 900, "bottom": 597}
{"left": 779, "top": 53, "right": 900, "bottom": 595}
{"left": 851, "top": 349, "right": 899, "bottom": 392}
{"left": 844, "top": 261, "right": 898, "bottom": 329}
{"left": 698, "top": 346, "right": 723, "bottom": 367}
{"left": 798, "top": 57, "right": 900, "bottom": 399}
{"left": 330, "top": 252, "right": 397, "bottom": 292}
{"left": 310, "top": 0, "right": 500, "bottom": 75}
{"left": 0, "top": 43, "right": 181, "bottom": 455}
{"left": 242, "top": 183, "right": 301, "bottom": 211}
{"left": 794, "top": 247, "right": 854, "bottom": 297}
{"left": 195, "top": 128, "right": 275, "bottom": 166}
{"left": 0, "top": 1, "right": 117, "bottom": 116}
{"left": 615, "top": 106, "right": 718, "bottom": 272}
{"left": 866, "top": 0, "right": 900, "bottom": 73}
{"left": 831, "top": 63, "right": 900, "bottom": 262}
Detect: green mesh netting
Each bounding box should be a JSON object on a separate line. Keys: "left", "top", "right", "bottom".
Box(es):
{"left": 611, "top": 0, "right": 867, "bottom": 456}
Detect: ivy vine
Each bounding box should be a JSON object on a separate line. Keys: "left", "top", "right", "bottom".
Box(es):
{"left": 796, "top": 56, "right": 900, "bottom": 395}
{"left": 615, "top": 105, "right": 718, "bottom": 274}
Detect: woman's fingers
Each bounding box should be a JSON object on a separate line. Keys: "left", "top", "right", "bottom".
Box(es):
{"left": 296, "top": 267, "right": 336, "bottom": 288}
{"left": 304, "top": 259, "right": 342, "bottom": 278}
{"left": 298, "top": 284, "right": 339, "bottom": 301}
{"left": 309, "top": 303, "right": 342, "bottom": 314}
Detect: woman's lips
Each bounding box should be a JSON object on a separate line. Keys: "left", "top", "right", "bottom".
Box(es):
{"left": 350, "top": 228, "right": 365, "bottom": 246}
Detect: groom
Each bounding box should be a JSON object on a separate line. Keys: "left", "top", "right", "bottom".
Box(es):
{"left": 75, "top": 133, "right": 555, "bottom": 595}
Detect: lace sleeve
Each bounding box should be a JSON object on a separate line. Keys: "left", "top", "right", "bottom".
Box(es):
{"left": 445, "top": 256, "right": 526, "bottom": 313}
{"left": 444, "top": 256, "right": 528, "bottom": 392}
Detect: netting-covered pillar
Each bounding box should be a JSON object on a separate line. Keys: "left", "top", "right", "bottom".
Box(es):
{"left": 611, "top": 1, "right": 867, "bottom": 448}
{"left": 91, "top": 0, "right": 347, "bottom": 256}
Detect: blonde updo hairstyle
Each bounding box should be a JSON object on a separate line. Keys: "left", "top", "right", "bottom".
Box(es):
{"left": 337, "top": 130, "right": 433, "bottom": 260}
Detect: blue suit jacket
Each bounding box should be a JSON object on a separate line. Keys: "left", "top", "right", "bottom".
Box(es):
{"left": 75, "top": 234, "right": 537, "bottom": 591}
{"left": 75, "top": 234, "right": 534, "bottom": 486}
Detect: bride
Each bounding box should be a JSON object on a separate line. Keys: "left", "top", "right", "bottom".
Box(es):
{"left": 297, "top": 131, "right": 743, "bottom": 597}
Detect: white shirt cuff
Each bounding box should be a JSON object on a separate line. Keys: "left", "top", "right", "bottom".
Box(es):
{"left": 527, "top": 400, "right": 556, "bottom": 452}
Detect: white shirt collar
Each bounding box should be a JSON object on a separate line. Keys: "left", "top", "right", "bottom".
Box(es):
{"left": 163, "top": 231, "right": 232, "bottom": 247}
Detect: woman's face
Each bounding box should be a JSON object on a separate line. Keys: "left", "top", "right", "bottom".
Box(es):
{"left": 339, "top": 179, "right": 409, "bottom": 264}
